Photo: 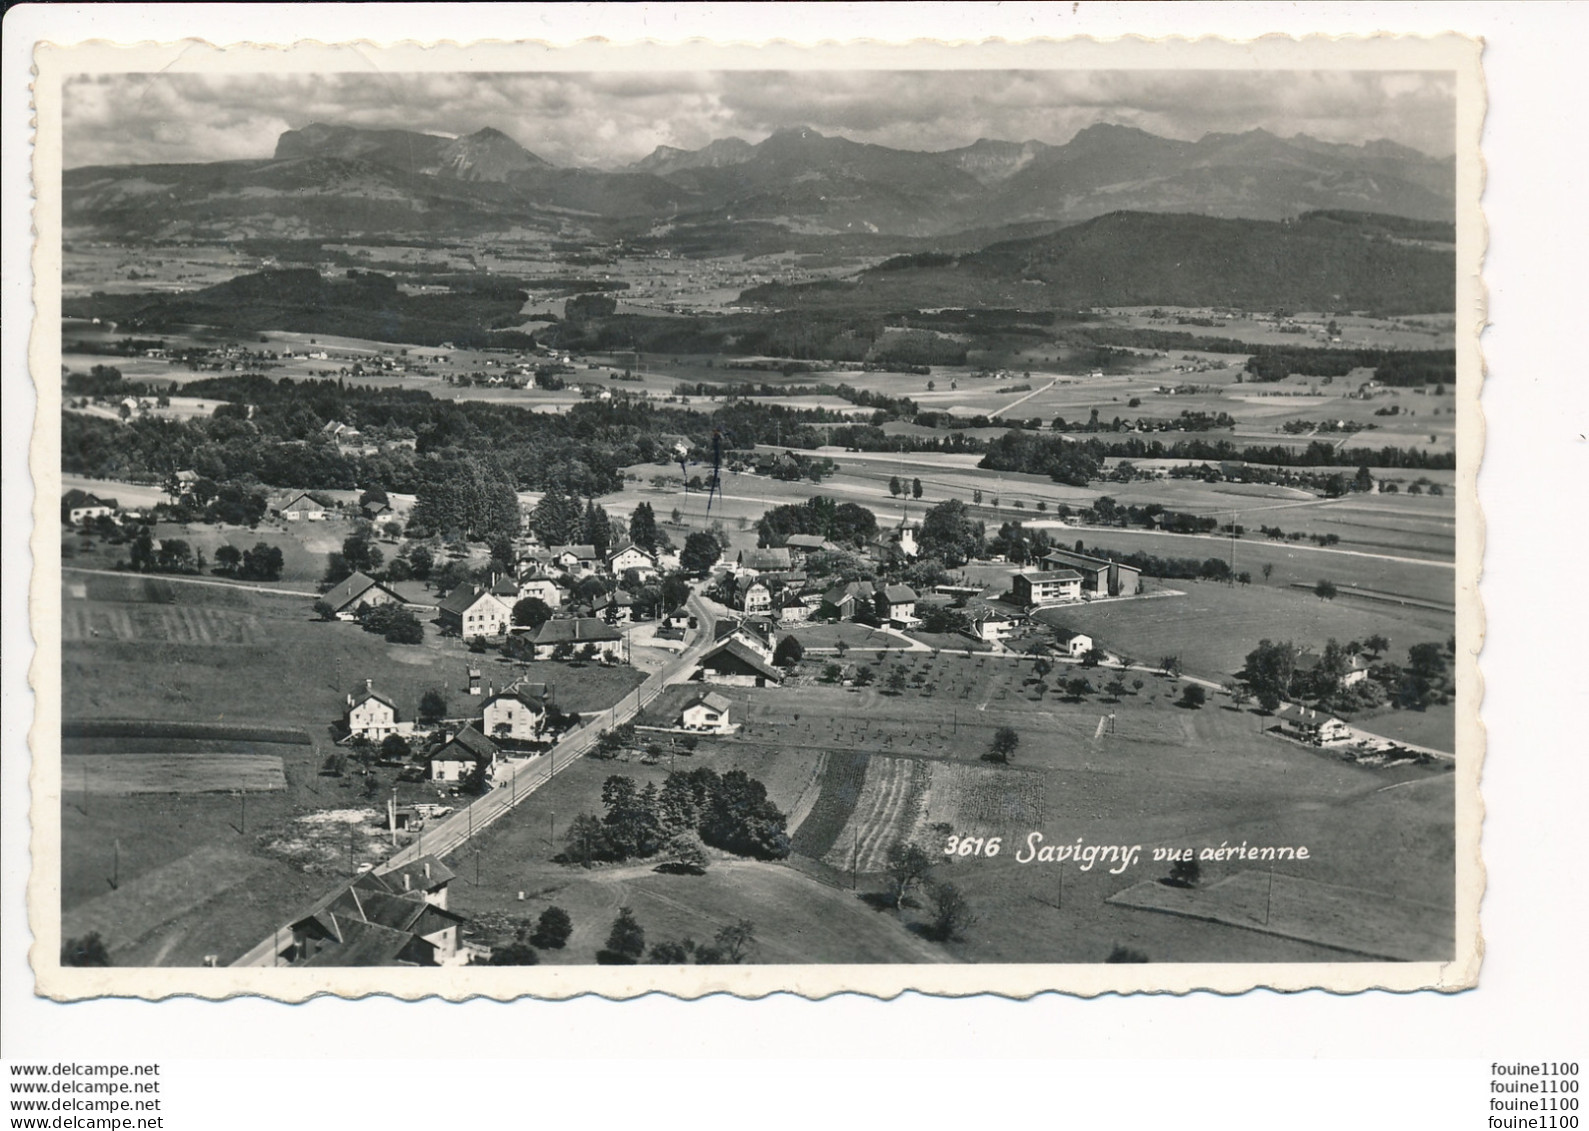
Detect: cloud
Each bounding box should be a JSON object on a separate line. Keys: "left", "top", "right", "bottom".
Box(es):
{"left": 63, "top": 68, "right": 1456, "bottom": 169}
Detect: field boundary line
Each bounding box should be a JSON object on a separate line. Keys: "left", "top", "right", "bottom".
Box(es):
{"left": 63, "top": 565, "right": 319, "bottom": 598}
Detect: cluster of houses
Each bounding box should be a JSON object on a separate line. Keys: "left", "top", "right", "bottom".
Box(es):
{"left": 317, "top": 538, "right": 678, "bottom": 661}
{"left": 344, "top": 655, "right": 743, "bottom": 791}
{"left": 281, "top": 855, "right": 467, "bottom": 967}
{"left": 712, "top": 534, "right": 929, "bottom": 631}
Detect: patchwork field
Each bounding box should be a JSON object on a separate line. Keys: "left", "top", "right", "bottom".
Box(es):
{"left": 57, "top": 571, "right": 645, "bottom": 965}
{"left": 64, "top": 754, "right": 288, "bottom": 794}
{"left": 444, "top": 651, "right": 1454, "bottom": 965}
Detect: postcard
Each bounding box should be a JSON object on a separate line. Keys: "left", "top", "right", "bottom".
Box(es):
{"left": 28, "top": 32, "right": 1484, "bottom": 999}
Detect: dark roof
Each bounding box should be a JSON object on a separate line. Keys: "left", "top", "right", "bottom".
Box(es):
{"left": 435, "top": 725, "right": 498, "bottom": 762}
{"left": 348, "top": 683, "right": 398, "bottom": 713}
{"left": 299, "top": 916, "right": 417, "bottom": 967}
{"left": 63, "top": 489, "right": 117, "bottom": 510}
{"left": 551, "top": 544, "right": 597, "bottom": 560}
{"left": 532, "top": 616, "right": 622, "bottom": 645}
{"left": 715, "top": 617, "right": 776, "bottom": 648}
{"left": 878, "top": 584, "right": 918, "bottom": 604}
{"left": 701, "top": 639, "right": 783, "bottom": 682}
{"left": 739, "top": 547, "right": 792, "bottom": 570}
{"left": 483, "top": 682, "right": 549, "bottom": 710}
{"left": 323, "top": 571, "right": 401, "bottom": 611}
{"left": 823, "top": 581, "right": 864, "bottom": 606}
{"left": 686, "top": 691, "right": 732, "bottom": 714}
{"left": 490, "top": 576, "right": 520, "bottom": 597}
{"left": 1042, "top": 548, "right": 1112, "bottom": 573}
{"left": 783, "top": 534, "right": 826, "bottom": 550}
{"left": 369, "top": 855, "right": 457, "bottom": 895}
{"left": 1019, "top": 568, "right": 1082, "bottom": 581}
{"left": 1054, "top": 629, "right": 1092, "bottom": 643}
{"left": 438, "top": 584, "right": 507, "bottom": 617}
{"left": 1275, "top": 703, "right": 1346, "bottom": 728}
{"left": 329, "top": 886, "right": 428, "bottom": 933}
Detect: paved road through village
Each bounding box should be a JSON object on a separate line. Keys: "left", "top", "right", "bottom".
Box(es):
{"left": 230, "top": 593, "right": 717, "bottom": 967}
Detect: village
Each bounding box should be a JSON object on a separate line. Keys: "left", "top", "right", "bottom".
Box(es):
{"left": 58, "top": 430, "right": 1457, "bottom": 969}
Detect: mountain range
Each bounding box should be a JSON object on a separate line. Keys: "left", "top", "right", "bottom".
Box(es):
{"left": 64, "top": 121, "right": 1455, "bottom": 244}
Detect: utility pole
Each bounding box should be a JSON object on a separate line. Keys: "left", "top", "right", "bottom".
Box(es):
{"left": 548, "top": 811, "right": 556, "bottom": 855}
{"left": 1229, "top": 508, "right": 1237, "bottom": 583}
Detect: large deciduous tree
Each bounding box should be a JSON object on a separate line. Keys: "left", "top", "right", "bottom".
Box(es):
{"left": 917, "top": 499, "right": 985, "bottom": 567}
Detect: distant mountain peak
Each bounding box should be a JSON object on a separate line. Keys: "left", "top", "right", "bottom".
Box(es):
{"left": 629, "top": 135, "right": 754, "bottom": 176}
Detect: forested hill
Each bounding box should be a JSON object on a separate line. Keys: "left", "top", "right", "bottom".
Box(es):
{"left": 744, "top": 210, "right": 1455, "bottom": 315}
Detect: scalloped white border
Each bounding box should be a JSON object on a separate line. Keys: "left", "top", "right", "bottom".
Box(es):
{"left": 27, "top": 32, "right": 1486, "bottom": 1002}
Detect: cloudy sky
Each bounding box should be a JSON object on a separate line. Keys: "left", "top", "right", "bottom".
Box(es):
{"left": 64, "top": 69, "right": 1456, "bottom": 168}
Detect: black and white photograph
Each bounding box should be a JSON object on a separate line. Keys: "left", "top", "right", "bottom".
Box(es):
{"left": 27, "top": 32, "right": 1483, "bottom": 1000}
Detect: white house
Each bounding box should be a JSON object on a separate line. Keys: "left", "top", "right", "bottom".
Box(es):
{"left": 438, "top": 585, "right": 513, "bottom": 638}
{"left": 1274, "top": 704, "right": 1353, "bottom": 747}
{"left": 777, "top": 592, "right": 814, "bottom": 624}
{"left": 736, "top": 576, "right": 775, "bottom": 617}
{"left": 481, "top": 682, "right": 549, "bottom": 743}
{"left": 974, "top": 612, "right": 1019, "bottom": 645}
{"left": 1013, "top": 568, "right": 1083, "bottom": 608}
{"left": 1054, "top": 629, "right": 1095, "bottom": 658}
{"left": 606, "top": 544, "right": 657, "bottom": 580}
{"left": 713, "top": 617, "right": 778, "bottom": 664}
{"left": 428, "top": 726, "right": 499, "bottom": 783}
{"left": 346, "top": 679, "right": 399, "bottom": 741}
{"left": 680, "top": 691, "right": 732, "bottom": 733}
{"left": 62, "top": 491, "right": 118, "bottom": 525}
{"left": 550, "top": 544, "right": 598, "bottom": 576}
{"left": 874, "top": 583, "right": 920, "bottom": 628}
{"left": 515, "top": 575, "right": 564, "bottom": 608}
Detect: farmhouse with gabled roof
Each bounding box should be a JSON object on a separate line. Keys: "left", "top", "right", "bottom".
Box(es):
{"left": 481, "top": 681, "right": 550, "bottom": 743}
{"left": 323, "top": 571, "right": 405, "bottom": 618}
{"left": 531, "top": 616, "right": 623, "bottom": 661}
{"left": 438, "top": 584, "right": 512, "bottom": 638}
{"left": 428, "top": 725, "right": 499, "bottom": 783}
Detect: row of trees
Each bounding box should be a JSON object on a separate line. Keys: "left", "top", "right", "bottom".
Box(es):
{"left": 1239, "top": 634, "right": 1450, "bottom": 713}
